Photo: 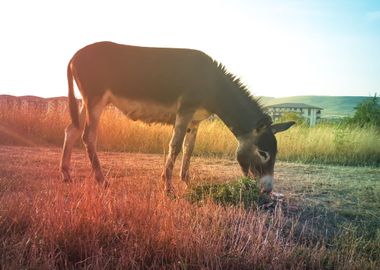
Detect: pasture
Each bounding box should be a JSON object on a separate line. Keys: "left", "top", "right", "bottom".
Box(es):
{"left": 0, "top": 101, "right": 379, "bottom": 269}
{"left": 0, "top": 146, "right": 379, "bottom": 269}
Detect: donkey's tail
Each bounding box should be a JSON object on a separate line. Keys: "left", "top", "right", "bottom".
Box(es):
{"left": 67, "top": 61, "right": 79, "bottom": 128}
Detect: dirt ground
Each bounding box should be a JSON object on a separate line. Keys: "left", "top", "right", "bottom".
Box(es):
{"left": 1, "top": 145, "right": 377, "bottom": 193}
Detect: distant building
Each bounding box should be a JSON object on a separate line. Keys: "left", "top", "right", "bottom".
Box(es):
{"left": 265, "top": 103, "right": 323, "bottom": 126}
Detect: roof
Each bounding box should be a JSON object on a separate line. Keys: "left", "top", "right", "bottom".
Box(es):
{"left": 265, "top": 103, "right": 323, "bottom": 110}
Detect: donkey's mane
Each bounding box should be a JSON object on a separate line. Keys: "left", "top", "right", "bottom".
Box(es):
{"left": 215, "top": 61, "right": 264, "bottom": 112}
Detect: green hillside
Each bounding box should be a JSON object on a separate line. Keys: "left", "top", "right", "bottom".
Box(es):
{"left": 260, "top": 96, "right": 370, "bottom": 118}
{"left": 0, "top": 94, "right": 373, "bottom": 118}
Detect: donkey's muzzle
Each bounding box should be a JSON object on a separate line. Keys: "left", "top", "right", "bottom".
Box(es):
{"left": 259, "top": 175, "right": 274, "bottom": 193}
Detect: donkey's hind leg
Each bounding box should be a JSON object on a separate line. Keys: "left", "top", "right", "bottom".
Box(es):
{"left": 82, "top": 96, "right": 109, "bottom": 187}
{"left": 180, "top": 121, "right": 199, "bottom": 184}
{"left": 60, "top": 106, "right": 86, "bottom": 182}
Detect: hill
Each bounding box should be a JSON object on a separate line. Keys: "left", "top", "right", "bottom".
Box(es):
{"left": 260, "top": 95, "right": 370, "bottom": 118}
{"left": 0, "top": 94, "right": 371, "bottom": 118}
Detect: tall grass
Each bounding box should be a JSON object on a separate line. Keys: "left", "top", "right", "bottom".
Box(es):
{"left": 0, "top": 106, "right": 67, "bottom": 146}
{"left": 0, "top": 105, "right": 379, "bottom": 165}
{"left": 98, "top": 110, "right": 237, "bottom": 157}
{"left": 276, "top": 124, "right": 380, "bottom": 166}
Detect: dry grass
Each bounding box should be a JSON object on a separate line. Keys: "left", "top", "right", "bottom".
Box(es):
{"left": 1, "top": 104, "right": 379, "bottom": 165}
{"left": 0, "top": 146, "right": 379, "bottom": 269}
{"left": 97, "top": 109, "right": 237, "bottom": 157}
{"left": 276, "top": 124, "right": 380, "bottom": 166}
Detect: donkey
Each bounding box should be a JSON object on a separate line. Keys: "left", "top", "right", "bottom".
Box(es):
{"left": 60, "top": 41, "right": 294, "bottom": 195}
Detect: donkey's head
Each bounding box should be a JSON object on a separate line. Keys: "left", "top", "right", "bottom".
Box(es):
{"left": 237, "top": 120, "right": 295, "bottom": 193}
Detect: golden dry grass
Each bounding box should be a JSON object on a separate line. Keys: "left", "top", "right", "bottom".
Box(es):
{"left": 276, "top": 124, "right": 380, "bottom": 165}
{"left": 0, "top": 146, "right": 379, "bottom": 269}
{"left": 97, "top": 109, "right": 237, "bottom": 157}
{"left": 1, "top": 104, "right": 379, "bottom": 165}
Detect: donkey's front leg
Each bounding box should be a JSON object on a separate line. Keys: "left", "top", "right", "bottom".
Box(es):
{"left": 162, "top": 111, "right": 194, "bottom": 196}
{"left": 180, "top": 121, "right": 199, "bottom": 184}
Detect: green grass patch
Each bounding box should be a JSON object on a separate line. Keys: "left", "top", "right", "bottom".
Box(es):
{"left": 186, "top": 177, "right": 271, "bottom": 207}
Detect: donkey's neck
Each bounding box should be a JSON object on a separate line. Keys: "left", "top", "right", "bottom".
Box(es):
{"left": 209, "top": 71, "right": 267, "bottom": 137}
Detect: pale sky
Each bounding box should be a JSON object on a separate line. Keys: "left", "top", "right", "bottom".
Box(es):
{"left": 0, "top": 0, "right": 379, "bottom": 98}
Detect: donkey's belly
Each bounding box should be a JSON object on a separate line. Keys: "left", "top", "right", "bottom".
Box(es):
{"left": 109, "top": 93, "right": 211, "bottom": 124}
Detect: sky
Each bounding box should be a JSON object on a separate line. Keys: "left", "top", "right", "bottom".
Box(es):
{"left": 0, "top": 0, "right": 379, "bottom": 98}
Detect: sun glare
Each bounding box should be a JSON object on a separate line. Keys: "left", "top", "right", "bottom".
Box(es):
{"left": 0, "top": 0, "right": 379, "bottom": 97}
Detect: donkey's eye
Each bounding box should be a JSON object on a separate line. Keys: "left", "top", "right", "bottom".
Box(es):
{"left": 258, "top": 150, "right": 270, "bottom": 163}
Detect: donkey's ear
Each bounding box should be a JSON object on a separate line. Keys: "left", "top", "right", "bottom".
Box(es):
{"left": 271, "top": 121, "right": 296, "bottom": 134}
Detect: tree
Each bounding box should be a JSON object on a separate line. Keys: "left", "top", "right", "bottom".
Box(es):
{"left": 277, "top": 112, "right": 305, "bottom": 125}
{"left": 350, "top": 94, "right": 380, "bottom": 127}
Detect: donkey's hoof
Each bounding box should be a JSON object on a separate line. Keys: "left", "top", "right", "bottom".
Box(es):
{"left": 165, "top": 188, "right": 177, "bottom": 199}
{"left": 102, "top": 180, "right": 110, "bottom": 189}
{"left": 95, "top": 177, "right": 110, "bottom": 189}
{"left": 62, "top": 177, "right": 72, "bottom": 183}
{"left": 61, "top": 170, "right": 72, "bottom": 182}
{"left": 180, "top": 175, "right": 190, "bottom": 186}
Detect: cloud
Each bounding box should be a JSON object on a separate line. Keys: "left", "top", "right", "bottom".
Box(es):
{"left": 366, "top": 10, "right": 380, "bottom": 21}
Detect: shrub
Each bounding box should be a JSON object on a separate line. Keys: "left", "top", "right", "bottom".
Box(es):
{"left": 348, "top": 94, "right": 380, "bottom": 127}
{"left": 277, "top": 111, "right": 306, "bottom": 126}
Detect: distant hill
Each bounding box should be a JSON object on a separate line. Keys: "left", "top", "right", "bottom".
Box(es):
{"left": 0, "top": 94, "right": 372, "bottom": 119}
{"left": 260, "top": 96, "right": 370, "bottom": 118}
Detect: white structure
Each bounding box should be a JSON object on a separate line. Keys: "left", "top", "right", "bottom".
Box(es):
{"left": 265, "top": 103, "right": 323, "bottom": 126}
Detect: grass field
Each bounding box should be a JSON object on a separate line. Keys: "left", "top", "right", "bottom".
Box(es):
{"left": 0, "top": 146, "right": 379, "bottom": 269}
{"left": 0, "top": 102, "right": 379, "bottom": 268}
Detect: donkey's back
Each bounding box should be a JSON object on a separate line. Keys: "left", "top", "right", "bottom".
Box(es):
{"left": 70, "top": 42, "right": 216, "bottom": 105}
